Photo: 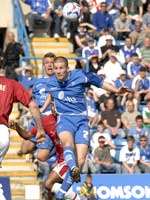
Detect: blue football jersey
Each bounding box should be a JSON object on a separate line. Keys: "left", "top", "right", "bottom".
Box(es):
{"left": 47, "top": 69, "right": 104, "bottom": 115}
{"left": 32, "top": 77, "right": 52, "bottom": 115}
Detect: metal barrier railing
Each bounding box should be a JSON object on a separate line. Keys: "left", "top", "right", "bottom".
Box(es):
{"left": 12, "top": 0, "right": 30, "bottom": 58}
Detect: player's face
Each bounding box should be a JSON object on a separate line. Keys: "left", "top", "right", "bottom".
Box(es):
{"left": 43, "top": 57, "right": 54, "bottom": 76}
{"left": 54, "top": 62, "right": 68, "bottom": 81}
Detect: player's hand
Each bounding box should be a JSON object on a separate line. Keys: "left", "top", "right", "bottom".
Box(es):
{"left": 8, "top": 120, "right": 17, "bottom": 130}
{"left": 36, "top": 130, "right": 46, "bottom": 144}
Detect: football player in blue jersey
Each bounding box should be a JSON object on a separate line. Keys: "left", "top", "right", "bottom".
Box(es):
{"left": 45, "top": 56, "right": 126, "bottom": 199}
{"left": 18, "top": 53, "right": 64, "bottom": 163}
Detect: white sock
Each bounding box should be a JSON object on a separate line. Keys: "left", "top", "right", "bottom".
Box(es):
{"left": 51, "top": 183, "right": 61, "bottom": 193}
{"left": 51, "top": 183, "right": 80, "bottom": 199}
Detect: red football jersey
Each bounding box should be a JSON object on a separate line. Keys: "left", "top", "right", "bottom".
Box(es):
{"left": 0, "top": 76, "right": 31, "bottom": 125}
{"left": 31, "top": 114, "right": 64, "bottom": 163}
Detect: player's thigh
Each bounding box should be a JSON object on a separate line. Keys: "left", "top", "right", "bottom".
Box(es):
{"left": 75, "top": 144, "right": 88, "bottom": 169}
{"left": 37, "top": 149, "right": 50, "bottom": 162}
{"left": 75, "top": 120, "right": 90, "bottom": 146}
{"left": 36, "top": 134, "right": 52, "bottom": 161}
{"left": 21, "top": 139, "right": 35, "bottom": 154}
{"left": 59, "top": 131, "right": 75, "bottom": 147}
{"left": 45, "top": 170, "right": 62, "bottom": 190}
{"left": 57, "top": 115, "right": 75, "bottom": 147}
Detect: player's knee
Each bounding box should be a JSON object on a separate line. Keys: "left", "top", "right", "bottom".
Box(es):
{"left": 37, "top": 150, "right": 49, "bottom": 162}
{"left": 45, "top": 179, "right": 53, "bottom": 191}
{"left": 21, "top": 148, "right": 30, "bottom": 154}
{"left": 21, "top": 144, "right": 34, "bottom": 154}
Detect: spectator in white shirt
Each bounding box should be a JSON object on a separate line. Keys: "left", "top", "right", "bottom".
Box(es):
{"left": 103, "top": 52, "right": 123, "bottom": 82}
{"left": 120, "top": 136, "right": 140, "bottom": 173}
{"left": 82, "top": 38, "right": 102, "bottom": 60}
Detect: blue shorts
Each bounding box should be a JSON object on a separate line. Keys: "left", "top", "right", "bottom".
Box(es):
{"left": 57, "top": 115, "right": 89, "bottom": 145}
{"left": 28, "top": 119, "right": 53, "bottom": 150}
{"left": 30, "top": 134, "right": 53, "bottom": 149}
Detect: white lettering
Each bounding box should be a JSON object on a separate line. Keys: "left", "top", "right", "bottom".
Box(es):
{"left": 123, "top": 185, "right": 132, "bottom": 199}
{"left": 96, "top": 186, "right": 150, "bottom": 199}
{"left": 111, "top": 186, "right": 125, "bottom": 199}
{"left": 97, "top": 186, "right": 110, "bottom": 199}
{"left": 64, "top": 97, "right": 77, "bottom": 103}
{"left": 0, "top": 184, "right": 6, "bottom": 200}
{"left": 132, "top": 186, "right": 145, "bottom": 199}
{"left": 145, "top": 186, "right": 150, "bottom": 198}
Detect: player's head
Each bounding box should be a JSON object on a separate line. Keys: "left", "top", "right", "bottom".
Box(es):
{"left": 43, "top": 52, "right": 56, "bottom": 77}
{"left": 0, "top": 57, "right": 5, "bottom": 75}
{"left": 53, "top": 56, "right": 69, "bottom": 81}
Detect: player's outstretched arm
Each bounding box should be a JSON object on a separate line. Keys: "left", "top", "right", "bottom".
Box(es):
{"left": 102, "top": 81, "right": 119, "bottom": 94}
{"left": 85, "top": 72, "right": 132, "bottom": 95}
{"left": 28, "top": 100, "right": 45, "bottom": 143}
{"left": 85, "top": 72, "right": 119, "bottom": 93}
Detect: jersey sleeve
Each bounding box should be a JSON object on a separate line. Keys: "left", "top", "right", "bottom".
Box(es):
{"left": 13, "top": 80, "right": 31, "bottom": 107}
{"left": 32, "top": 81, "right": 37, "bottom": 98}
{"left": 83, "top": 71, "right": 104, "bottom": 88}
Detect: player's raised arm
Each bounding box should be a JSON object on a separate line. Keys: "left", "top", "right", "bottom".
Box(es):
{"left": 102, "top": 81, "right": 119, "bottom": 93}
{"left": 85, "top": 71, "right": 130, "bottom": 94}
{"left": 85, "top": 72, "right": 116, "bottom": 90}
{"left": 28, "top": 100, "right": 45, "bottom": 143}
{"left": 13, "top": 81, "right": 46, "bottom": 143}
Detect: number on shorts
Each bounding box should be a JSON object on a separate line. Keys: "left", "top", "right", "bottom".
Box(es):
{"left": 83, "top": 130, "right": 89, "bottom": 141}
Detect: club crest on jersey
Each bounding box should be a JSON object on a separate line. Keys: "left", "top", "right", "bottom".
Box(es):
{"left": 58, "top": 91, "right": 65, "bottom": 100}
